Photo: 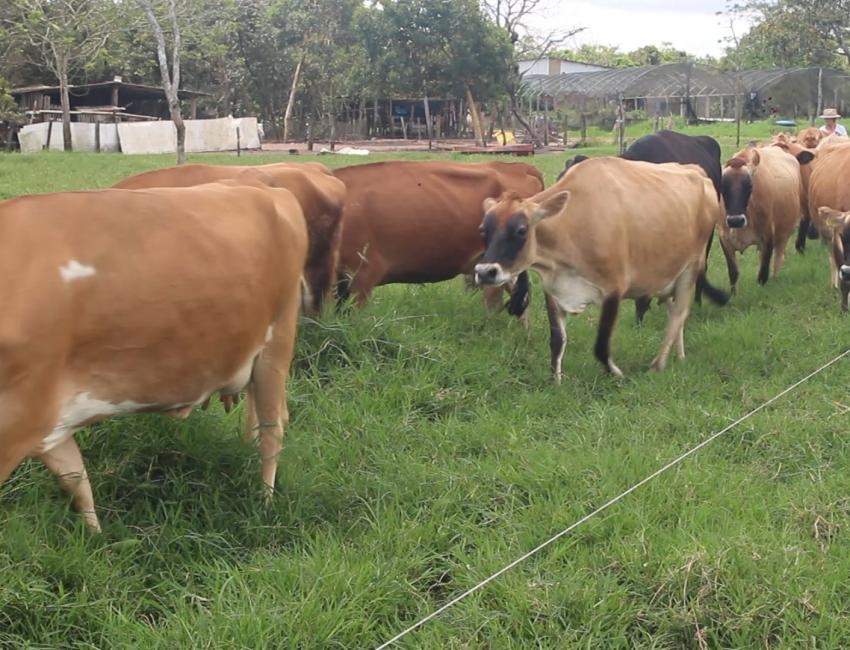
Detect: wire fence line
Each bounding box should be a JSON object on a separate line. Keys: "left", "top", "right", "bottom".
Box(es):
{"left": 375, "top": 348, "right": 850, "bottom": 650}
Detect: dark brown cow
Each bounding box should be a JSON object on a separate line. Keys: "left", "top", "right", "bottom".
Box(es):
{"left": 333, "top": 160, "right": 544, "bottom": 316}
{"left": 114, "top": 162, "right": 346, "bottom": 316}
{"left": 0, "top": 183, "right": 308, "bottom": 531}
{"left": 474, "top": 157, "right": 727, "bottom": 380}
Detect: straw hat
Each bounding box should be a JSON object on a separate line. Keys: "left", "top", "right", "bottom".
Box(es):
{"left": 819, "top": 108, "right": 841, "bottom": 119}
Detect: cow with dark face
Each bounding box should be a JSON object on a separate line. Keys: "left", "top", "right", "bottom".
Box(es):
{"left": 556, "top": 130, "right": 723, "bottom": 322}
{"left": 819, "top": 207, "right": 850, "bottom": 311}
{"left": 718, "top": 145, "right": 804, "bottom": 293}
{"left": 475, "top": 157, "right": 727, "bottom": 381}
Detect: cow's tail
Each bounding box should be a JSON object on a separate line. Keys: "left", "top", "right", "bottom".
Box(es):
{"left": 506, "top": 271, "right": 531, "bottom": 318}
{"left": 696, "top": 268, "right": 729, "bottom": 306}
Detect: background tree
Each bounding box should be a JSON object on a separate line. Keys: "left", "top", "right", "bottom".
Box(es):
{"left": 6, "top": 0, "right": 114, "bottom": 151}
{"left": 135, "top": 0, "right": 187, "bottom": 164}
{"left": 725, "top": 0, "right": 844, "bottom": 68}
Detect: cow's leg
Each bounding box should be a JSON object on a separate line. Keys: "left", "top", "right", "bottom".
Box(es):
{"left": 757, "top": 237, "right": 774, "bottom": 286}
{"left": 718, "top": 234, "right": 739, "bottom": 295}
{"left": 348, "top": 255, "right": 388, "bottom": 306}
{"left": 545, "top": 293, "right": 566, "bottom": 384}
{"left": 243, "top": 387, "right": 258, "bottom": 442}
{"left": 650, "top": 273, "right": 693, "bottom": 371}
{"left": 594, "top": 295, "right": 623, "bottom": 377}
{"left": 795, "top": 217, "right": 807, "bottom": 253}
{"left": 249, "top": 298, "right": 300, "bottom": 498}
{"left": 773, "top": 229, "right": 792, "bottom": 276}
{"left": 634, "top": 296, "right": 652, "bottom": 324}
{"left": 829, "top": 255, "right": 839, "bottom": 290}
{"left": 39, "top": 436, "right": 100, "bottom": 532}
{"left": 841, "top": 284, "right": 849, "bottom": 312}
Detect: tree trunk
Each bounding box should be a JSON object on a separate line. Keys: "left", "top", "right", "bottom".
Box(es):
{"left": 283, "top": 54, "right": 304, "bottom": 143}
{"left": 59, "top": 62, "right": 72, "bottom": 151}
{"left": 168, "top": 95, "right": 186, "bottom": 164}
{"left": 465, "top": 85, "right": 485, "bottom": 146}
{"left": 508, "top": 92, "right": 539, "bottom": 148}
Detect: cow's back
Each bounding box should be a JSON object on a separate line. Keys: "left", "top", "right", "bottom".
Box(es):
{"left": 622, "top": 130, "right": 722, "bottom": 197}
{"left": 808, "top": 143, "right": 850, "bottom": 234}
{"left": 334, "top": 160, "right": 543, "bottom": 285}
{"left": 543, "top": 157, "right": 716, "bottom": 295}
{"left": 0, "top": 185, "right": 307, "bottom": 408}
{"left": 749, "top": 146, "right": 802, "bottom": 231}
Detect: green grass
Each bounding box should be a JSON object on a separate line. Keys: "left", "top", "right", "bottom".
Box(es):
{"left": 2, "top": 120, "right": 850, "bottom": 649}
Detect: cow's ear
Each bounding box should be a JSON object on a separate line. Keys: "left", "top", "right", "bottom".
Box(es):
{"left": 750, "top": 149, "right": 761, "bottom": 167}
{"left": 820, "top": 206, "right": 848, "bottom": 227}
{"left": 532, "top": 190, "right": 570, "bottom": 223}
{"left": 482, "top": 197, "right": 498, "bottom": 213}
{"left": 797, "top": 150, "right": 815, "bottom": 165}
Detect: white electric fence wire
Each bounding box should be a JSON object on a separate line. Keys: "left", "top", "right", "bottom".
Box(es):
{"left": 375, "top": 348, "right": 850, "bottom": 650}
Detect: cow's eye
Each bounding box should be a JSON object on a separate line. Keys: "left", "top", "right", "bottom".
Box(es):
{"left": 516, "top": 224, "right": 528, "bottom": 238}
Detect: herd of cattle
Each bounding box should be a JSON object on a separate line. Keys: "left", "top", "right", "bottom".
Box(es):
{"left": 1, "top": 126, "right": 849, "bottom": 530}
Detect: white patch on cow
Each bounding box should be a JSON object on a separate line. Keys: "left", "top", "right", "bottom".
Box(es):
{"left": 220, "top": 352, "right": 259, "bottom": 395}
{"left": 547, "top": 269, "right": 603, "bottom": 314}
{"left": 474, "top": 263, "right": 512, "bottom": 287}
{"left": 841, "top": 264, "right": 850, "bottom": 279}
{"left": 42, "top": 392, "right": 151, "bottom": 452}
{"left": 59, "top": 260, "right": 96, "bottom": 282}
{"left": 265, "top": 325, "right": 274, "bottom": 343}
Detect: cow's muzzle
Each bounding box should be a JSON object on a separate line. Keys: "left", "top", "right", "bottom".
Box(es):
{"left": 840, "top": 264, "right": 850, "bottom": 282}
{"left": 474, "top": 262, "right": 509, "bottom": 286}
{"left": 726, "top": 214, "right": 747, "bottom": 229}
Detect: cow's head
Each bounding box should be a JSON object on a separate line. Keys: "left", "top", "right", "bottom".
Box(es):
{"left": 796, "top": 127, "right": 822, "bottom": 149}
{"left": 474, "top": 190, "right": 570, "bottom": 286}
{"left": 556, "top": 154, "right": 589, "bottom": 181}
{"left": 721, "top": 149, "right": 758, "bottom": 229}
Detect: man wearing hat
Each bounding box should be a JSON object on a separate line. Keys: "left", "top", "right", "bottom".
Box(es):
{"left": 819, "top": 108, "right": 847, "bottom": 137}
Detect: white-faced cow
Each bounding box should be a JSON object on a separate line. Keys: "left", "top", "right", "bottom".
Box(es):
{"left": 474, "top": 157, "right": 727, "bottom": 380}
{"left": 333, "top": 160, "right": 544, "bottom": 320}
{"left": 0, "top": 183, "right": 308, "bottom": 531}
{"left": 114, "top": 162, "right": 346, "bottom": 316}
{"left": 719, "top": 145, "right": 805, "bottom": 292}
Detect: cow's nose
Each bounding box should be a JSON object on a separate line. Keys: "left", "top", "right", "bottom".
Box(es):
{"left": 474, "top": 263, "right": 499, "bottom": 285}
{"left": 726, "top": 214, "right": 747, "bottom": 228}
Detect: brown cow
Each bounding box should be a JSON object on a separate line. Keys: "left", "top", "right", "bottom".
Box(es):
{"left": 769, "top": 137, "right": 817, "bottom": 253}
{"left": 473, "top": 157, "right": 727, "bottom": 380}
{"left": 806, "top": 139, "right": 850, "bottom": 286}
{"left": 719, "top": 145, "right": 804, "bottom": 292}
{"left": 0, "top": 183, "right": 308, "bottom": 531}
{"left": 333, "top": 160, "right": 544, "bottom": 316}
{"left": 795, "top": 127, "right": 822, "bottom": 149}
{"left": 114, "top": 162, "right": 346, "bottom": 316}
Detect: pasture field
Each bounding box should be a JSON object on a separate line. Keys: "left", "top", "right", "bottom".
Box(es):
{"left": 2, "top": 121, "right": 850, "bottom": 649}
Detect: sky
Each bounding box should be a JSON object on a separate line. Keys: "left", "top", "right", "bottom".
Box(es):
{"left": 525, "top": 0, "right": 753, "bottom": 60}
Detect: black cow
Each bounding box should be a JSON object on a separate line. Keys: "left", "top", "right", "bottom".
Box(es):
{"left": 555, "top": 130, "right": 724, "bottom": 322}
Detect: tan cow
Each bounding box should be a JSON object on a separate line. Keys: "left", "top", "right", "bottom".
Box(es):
{"left": 795, "top": 127, "right": 822, "bottom": 149}
{"left": 818, "top": 207, "right": 850, "bottom": 311}
{"left": 333, "top": 160, "right": 544, "bottom": 318}
{"left": 0, "top": 183, "right": 308, "bottom": 531}
{"left": 806, "top": 139, "right": 850, "bottom": 286}
{"left": 473, "top": 157, "right": 727, "bottom": 380}
{"left": 718, "top": 145, "right": 804, "bottom": 292}
{"left": 114, "top": 162, "right": 346, "bottom": 316}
